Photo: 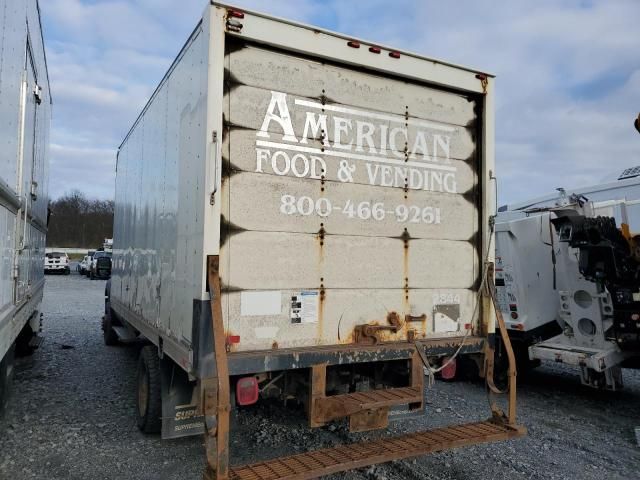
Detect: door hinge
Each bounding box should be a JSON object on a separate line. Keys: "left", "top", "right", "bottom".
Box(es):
{"left": 33, "top": 84, "right": 42, "bottom": 105}
{"left": 30, "top": 181, "right": 38, "bottom": 201}
{"left": 210, "top": 130, "right": 218, "bottom": 206}
{"left": 12, "top": 256, "right": 19, "bottom": 279}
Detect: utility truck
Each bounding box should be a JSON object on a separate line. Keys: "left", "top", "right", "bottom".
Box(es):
{"left": 105, "top": 2, "right": 524, "bottom": 478}
{"left": 0, "top": 0, "right": 51, "bottom": 413}
{"left": 496, "top": 170, "right": 640, "bottom": 389}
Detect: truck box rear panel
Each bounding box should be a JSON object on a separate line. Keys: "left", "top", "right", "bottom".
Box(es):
{"left": 221, "top": 41, "right": 481, "bottom": 352}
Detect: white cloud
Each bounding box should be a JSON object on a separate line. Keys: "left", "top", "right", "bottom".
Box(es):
{"left": 41, "top": 0, "right": 206, "bottom": 200}
{"left": 40, "top": 0, "right": 640, "bottom": 206}
{"left": 388, "top": 0, "right": 640, "bottom": 204}
{"left": 49, "top": 143, "right": 116, "bottom": 199}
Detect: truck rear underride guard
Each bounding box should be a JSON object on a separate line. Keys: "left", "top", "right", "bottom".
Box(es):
{"left": 202, "top": 256, "right": 525, "bottom": 480}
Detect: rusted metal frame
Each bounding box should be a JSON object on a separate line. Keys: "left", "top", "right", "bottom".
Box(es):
{"left": 229, "top": 421, "right": 523, "bottom": 480}
{"left": 228, "top": 343, "right": 416, "bottom": 375}
{"left": 353, "top": 312, "right": 402, "bottom": 345}
{"left": 484, "top": 262, "right": 518, "bottom": 427}
{"left": 409, "top": 349, "right": 424, "bottom": 412}
{"left": 316, "top": 387, "right": 422, "bottom": 423}
{"left": 226, "top": 337, "right": 485, "bottom": 376}
{"left": 350, "top": 411, "right": 389, "bottom": 433}
{"left": 310, "top": 350, "right": 424, "bottom": 427}
{"left": 309, "top": 364, "right": 327, "bottom": 428}
{"left": 203, "top": 255, "right": 231, "bottom": 480}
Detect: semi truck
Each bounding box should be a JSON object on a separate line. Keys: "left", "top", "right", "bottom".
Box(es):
{"left": 495, "top": 172, "right": 640, "bottom": 389}
{"left": 105, "top": 2, "right": 524, "bottom": 478}
{"left": 0, "top": 0, "right": 51, "bottom": 414}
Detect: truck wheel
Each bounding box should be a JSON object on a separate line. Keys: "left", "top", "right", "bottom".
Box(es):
{"left": 136, "top": 346, "right": 162, "bottom": 433}
{"left": 15, "top": 324, "right": 36, "bottom": 357}
{"left": 0, "top": 344, "right": 15, "bottom": 417}
{"left": 102, "top": 311, "right": 119, "bottom": 346}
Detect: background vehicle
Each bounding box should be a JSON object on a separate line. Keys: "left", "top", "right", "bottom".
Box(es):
{"left": 106, "top": 3, "right": 523, "bottom": 478}
{"left": 0, "top": 0, "right": 51, "bottom": 414}
{"left": 495, "top": 168, "right": 640, "bottom": 389}
{"left": 89, "top": 251, "right": 111, "bottom": 279}
{"left": 78, "top": 255, "right": 91, "bottom": 275}
{"left": 44, "top": 251, "right": 70, "bottom": 275}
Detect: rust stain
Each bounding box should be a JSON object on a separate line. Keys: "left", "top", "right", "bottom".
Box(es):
{"left": 353, "top": 312, "right": 402, "bottom": 345}
{"left": 317, "top": 221, "right": 326, "bottom": 343}
{"left": 317, "top": 284, "right": 325, "bottom": 343}
{"left": 338, "top": 330, "right": 354, "bottom": 345}
{"left": 225, "top": 330, "right": 238, "bottom": 353}
{"left": 402, "top": 228, "right": 410, "bottom": 321}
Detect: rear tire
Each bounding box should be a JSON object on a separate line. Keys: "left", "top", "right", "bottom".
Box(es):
{"left": 0, "top": 344, "right": 15, "bottom": 417}
{"left": 136, "top": 346, "right": 162, "bottom": 433}
{"left": 102, "top": 311, "right": 119, "bottom": 346}
{"left": 15, "top": 324, "right": 36, "bottom": 357}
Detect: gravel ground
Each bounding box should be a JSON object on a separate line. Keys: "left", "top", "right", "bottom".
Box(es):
{"left": 1, "top": 273, "right": 639, "bottom": 479}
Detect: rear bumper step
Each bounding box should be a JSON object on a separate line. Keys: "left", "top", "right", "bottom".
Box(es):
{"left": 229, "top": 420, "right": 525, "bottom": 480}
{"left": 314, "top": 386, "right": 423, "bottom": 422}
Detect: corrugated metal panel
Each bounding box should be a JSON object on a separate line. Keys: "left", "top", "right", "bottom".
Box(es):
{"left": 222, "top": 41, "right": 480, "bottom": 352}
{"left": 228, "top": 232, "right": 477, "bottom": 289}
{"left": 227, "top": 45, "right": 477, "bottom": 126}
{"left": 225, "top": 288, "right": 477, "bottom": 350}
{"left": 227, "top": 172, "right": 476, "bottom": 240}
{"left": 229, "top": 84, "right": 475, "bottom": 162}
{"left": 225, "top": 129, "right": 477, "bottom": 195}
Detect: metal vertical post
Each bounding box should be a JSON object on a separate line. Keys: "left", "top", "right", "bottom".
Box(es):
{"left": 203, "top": 256, "right": 230, "bottom": 480}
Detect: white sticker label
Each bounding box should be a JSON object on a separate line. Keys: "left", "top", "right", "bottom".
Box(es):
{"left": 432, "top": 295, "right": 461, "bottom": 333}
{"left": 240, "top": 291, "right": 282, "bottom": 316}
{"left": 290, "top": 291, "right": 319, "bottom": 324}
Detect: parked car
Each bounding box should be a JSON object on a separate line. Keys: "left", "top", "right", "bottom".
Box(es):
{"left": 89, "top": 251, "right": 112, "bottom": 280}
{"left": 44, "top": 252, "right": 70, "bottom": 275}
{"left": 78, "top": 255, "right": 92, "bottom": 275}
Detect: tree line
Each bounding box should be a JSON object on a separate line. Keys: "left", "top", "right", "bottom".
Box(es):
{"left": 47, "top": 191, "right": 114, "bottom": 248}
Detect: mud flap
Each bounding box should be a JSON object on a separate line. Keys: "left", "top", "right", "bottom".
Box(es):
{"left": 160, "top": 357, "right": 204, "bottom": 439}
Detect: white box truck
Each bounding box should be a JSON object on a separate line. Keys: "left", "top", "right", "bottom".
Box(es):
{"left": 106, "top": 2, "right": 524, "bottom": 478}
{"left": 0, "top": 0, "right": 51, "bottom": 413}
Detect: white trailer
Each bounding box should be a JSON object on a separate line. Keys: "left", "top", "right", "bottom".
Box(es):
{"left": 107, "top": 3, "right": 524, "bottom": 478}
{"left": 0, "top": 0, "right": 51, "bottom": 413}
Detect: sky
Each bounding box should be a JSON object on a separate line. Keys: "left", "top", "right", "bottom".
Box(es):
{"left": 40, "top": 0, "right": 640, "bottom": 205}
